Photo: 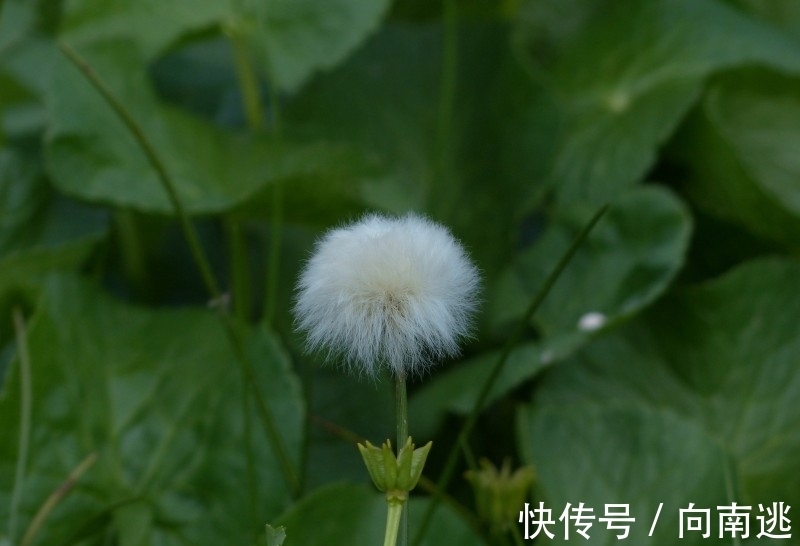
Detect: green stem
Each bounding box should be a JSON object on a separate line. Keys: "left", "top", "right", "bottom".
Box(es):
{"left": 58, "top": 40, "right": 300, "bottom": 497}
{"left": 412, "top": 204, "right": 610, "bottom": 546}
{"left": 20, "top": 452, "right": 97, "bottom": 546}
{"left": 396, "top": 373, "right": 409, "bottom": 546}
{"left": 225, "top": 218, "right": 251, "bottom": 322}
{"left": 114, "top": 211, "right": 150, "bottom": 300}
{"left": 384, "top": 500, "right": 405, "bottom": 546}
{"left": 242, "top": 374, "right": 258, "bottom": 540}
{"left": 230, "top": 32, "right": 264, "bottom": 130}
{"left": 58, "top": 40, "right": 221, "bottom": 300}
{"left": 396, "top": 374, "right": 409, "bottom": 447}
{"left": 433, "top": 0, "right": 458, "bottom": 209}
{"left": 263, "top": 81, "right": 284, "bottom": 328}
{"left": 9, "top": 308, "right": 32, "bottom": 543}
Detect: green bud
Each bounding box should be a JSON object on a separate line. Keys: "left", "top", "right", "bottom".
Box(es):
{"left": 465, "top": 458, "right": 535, "bottom": 533}
{"left": 358, "top": 437, "right": 432, "bottom": 502}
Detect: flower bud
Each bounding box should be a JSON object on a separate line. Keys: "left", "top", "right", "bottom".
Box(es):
{"left": 465, "top": 458, "right": 535, "bottom": 533}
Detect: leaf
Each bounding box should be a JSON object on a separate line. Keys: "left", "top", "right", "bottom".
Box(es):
{"left": 517, "top": 258, "right": 800, "bottom": 544}
{"left": 515, "top": 0, "right": 800, "bottom": 204}
{"left": 409, "top": 187, "right": 691, "bottom": 436}
{"left": 44, "top": 39, "right": 377, "bottom": 216}
{"left": 283, "top": 23, "right": 555, "bottom": 279}
{"left": 409, "top": 343, "right": 545, "bottom": 440}
{"left": 60, "top": 0, "right": 227, "bottom": 60}
{"left": 0, "top": 147, "right": 106, "bottom": 354}
{"left": 492, "top": 187, "right": 691, "bottom": 340}
{"left": 678, "top": 69, "right": 800, "bottom": 248}
{"left": 738, "top": 0, "right": 800, "bottom": 41}
{"left": 0, "top": 276, "right": 304, "bottom": 545}
{"left": 304, "top": 368, "right": 394, "bottom": 490}
{"left": 240, "top": 0, "right": 392, "bottom": 93}
{"left": 274, "top": 483, "right": 486, "bottom": 546}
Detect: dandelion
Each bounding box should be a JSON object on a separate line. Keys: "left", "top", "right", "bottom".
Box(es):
{"left": 294, "top": 212, "right": 480, "bottom": 378}
{"left": 294, "top": 212, "right": 480, "bottom": 546}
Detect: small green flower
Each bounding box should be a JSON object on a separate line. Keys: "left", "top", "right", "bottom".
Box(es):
{"left": 358, "top": 437, "right": 432, "bottom": 502}
{"left": 465, "top": 458, "right": 535, "bottom": 533}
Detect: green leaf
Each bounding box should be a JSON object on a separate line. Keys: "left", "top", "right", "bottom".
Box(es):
{"left": 678, "top": 69, "right": 800, "bottom": 248}
{"left": 409, "top": 343, "right": 546, "bottom": 439}
{"left": 0, "top": 147, "right": 106, "bottom": 353}
{"left": 274, "top": 483, "right": 485, "bottom": 546}
{"left": 44, "top": 40, "right": 376, "bottom": 215}
{"left": 60, "top": 0, "right": 227, "bottom": 60}
{"left": 240, "top": 0, "right": 392, "bottom": 93}
{"left": 0, "top": 276, "right": 304, "bottom": 545}
{"left": 304, "top": 368, "right": 394, "bottom": 490}
{"left": 516, "top": 0, "right": 800, "bottom": 204}
{"left": 492, "top": 187, "right": 691, "bottom": 341}
{"left": 517, "top": 258, "right": 800, "bottom": 544}
{"left": 410, "top": 187, "right": 691, "bottom": 436}
{"left": 284, "top": 23, "right": 554, "bottom": 279}
{"left": 737, "top": 0, "right": 800, "bottom": 41}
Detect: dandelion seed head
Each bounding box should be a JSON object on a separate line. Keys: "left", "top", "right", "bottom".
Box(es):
{"left": 294, "top": 213, "right": 480, "bottom": 378}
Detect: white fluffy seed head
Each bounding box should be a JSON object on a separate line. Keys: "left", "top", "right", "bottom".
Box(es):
{"left": 294, "top": 213, "right": 480, "bottom": 378}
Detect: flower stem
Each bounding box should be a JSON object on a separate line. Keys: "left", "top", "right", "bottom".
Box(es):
{"left": 396, "top": 373, "right": 409, "bottom": 447}
{"left": 9, "top": 308, "right": 32, "bottom": 543}
{"left": 432, "top": 0, "right": 458, "bottom": 214}
{"left": 395, "top": 373, "right": 409, "bottom": 546}
{"left": 384, "top": 500, "right": 405, "bottom": 546}
{"left": 20, "top": 452, "right": 97, "bottom": 546}
{"left": 263, "top": 80, "right": 284, "bottom": 328}
{"left": 229, "top": 31, "right": 264, "bottom": 131}
{"left": 412, "top": 204, "right": 610, "bottom": 546}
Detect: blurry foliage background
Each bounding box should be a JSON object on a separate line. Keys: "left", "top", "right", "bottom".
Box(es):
{"left": 1, "top": 0, "right": 800, "bottom": 545}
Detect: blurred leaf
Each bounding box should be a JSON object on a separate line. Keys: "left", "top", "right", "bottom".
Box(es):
{"left": 491, "top": 187, "right": 691, "bottom": 340}
{"left": 411, "top": 187, "right": 690, "bottom": 435}
{"left": 515, "top": 0, "right": 800, "bottom": 204}
{"left": 0, "top": 276, "right": 304, "bottom": 545}
{"left": 678, "top": 70, "right": 800, "bottom": 248}
{"left": 0, "top": 147, "right": 106, "bottom": 336}
{"left": 305, "top": 368, "right": 394, "bottom": 490}
{"left": 274, "top": 483, "right": 485, "bottom": 546}
{"left": 0, "top": 0, "right": 59, "bottom": 138}
{"left": 518, "top": 258, "right": 800, "bottom": 544}
{"left": 240, "top": 0, "right": 392, "bottom": 93}
{"left": 60, "top": 0, "right": 226, "bottom": 60}
{"left": 59, "top": 0, "right": 392, "bottom": 94}
{"left": 410, "top": 343, "right": 544, "bottom": 440}
{"left": 0, "top": 0, "right": 36, "bottom": 51}
{"left": 45, "top": 40, "right": 379, "bottom": 216}
{"left": 737, "top": 0, "right": 800, "bottom": 41}
{"left": 284, "top": 23, "right": 554, "bottom": 279}
{"left": 283, "top": 24, "right": 441, "bottom": 213}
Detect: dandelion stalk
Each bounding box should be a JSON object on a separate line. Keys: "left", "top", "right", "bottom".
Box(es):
{"left": 384, "top": 500, "right": 404, "bottom": 546}
{"left": 396, "top": 373, "right": 409, "bottom": 546}
{"left": 412, "top": 204, "right": 609, "bottom": 546}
